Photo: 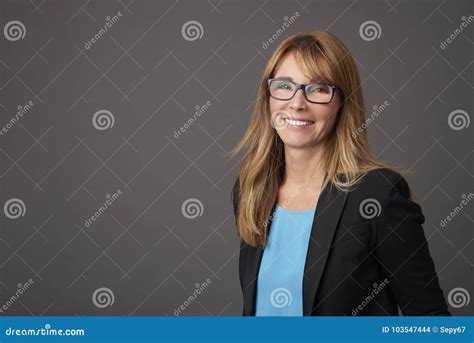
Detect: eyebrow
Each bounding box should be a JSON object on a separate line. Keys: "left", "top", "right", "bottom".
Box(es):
{"left": 273, "top": 75, "right": 320, "bottom": 83}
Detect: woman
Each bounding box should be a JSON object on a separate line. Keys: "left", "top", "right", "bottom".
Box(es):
{"left": 229, "top": 32, "right": 450, "bottom": 316}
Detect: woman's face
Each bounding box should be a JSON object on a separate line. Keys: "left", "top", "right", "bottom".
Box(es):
{"left": 269, "top": 51, "right": 342, "bottom": 150}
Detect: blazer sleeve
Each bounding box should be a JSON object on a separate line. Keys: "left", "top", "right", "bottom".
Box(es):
{"left": 373, "top": 174, "right": 451, "bottom": 315}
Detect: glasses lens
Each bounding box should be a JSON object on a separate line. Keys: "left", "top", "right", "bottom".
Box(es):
{"left": 269, "top": 80, "right": 295, "bottom": 100}
{"left": 305, "top": 83, "right": 333, "bottom": 103}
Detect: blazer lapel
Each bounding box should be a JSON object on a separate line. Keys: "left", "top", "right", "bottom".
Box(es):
{"left": 302, "top": 182, "right": 348, "bottom": 315}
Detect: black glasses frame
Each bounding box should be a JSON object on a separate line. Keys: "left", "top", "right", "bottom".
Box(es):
{"left": 267, "top": 78, "right": 339, "bottom": 104}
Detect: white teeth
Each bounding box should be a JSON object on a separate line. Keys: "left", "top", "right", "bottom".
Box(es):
{"left": 285, "top": 118, "right": 315, "bottom": 126}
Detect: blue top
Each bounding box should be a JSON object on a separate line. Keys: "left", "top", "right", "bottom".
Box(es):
{"left": 255, "top": 204, "right": 316, "bottom": 316}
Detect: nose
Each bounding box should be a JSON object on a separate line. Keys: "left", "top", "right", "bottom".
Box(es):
{"left": 289, "top": 88, "right": 307, "bottom": 111}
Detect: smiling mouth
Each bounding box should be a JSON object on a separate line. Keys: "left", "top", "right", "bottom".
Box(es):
{"left": 284, "top": 118, "right": 315, "bottom": 126}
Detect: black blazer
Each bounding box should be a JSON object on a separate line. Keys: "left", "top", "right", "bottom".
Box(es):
{"left": 232, "top": 168, "right": 451, "bottom": 316}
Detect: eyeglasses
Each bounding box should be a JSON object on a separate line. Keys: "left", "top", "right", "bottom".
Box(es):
{"left": 267, "top": 78, "right": 339, "bottom": 104}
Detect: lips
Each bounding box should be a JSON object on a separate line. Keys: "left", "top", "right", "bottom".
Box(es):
{"left": 270, "top": 110, "right": 316, "bottom": 130}
{"left": 285, "top": 117, "right": 315, "bottom": 122}
{"left": 284, "top": 117, "right": 315, "bottom": 126}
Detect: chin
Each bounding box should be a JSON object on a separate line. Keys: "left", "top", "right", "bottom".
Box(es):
{"left": 281, "top": 138, "right": 314, "bottom": 149}
{"left": 282, "top": 133, "right": 327, "bottom": 149}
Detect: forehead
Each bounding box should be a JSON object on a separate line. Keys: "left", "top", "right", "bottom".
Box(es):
{"left": 273, "top": 51, "right": 311, "bottom": 82}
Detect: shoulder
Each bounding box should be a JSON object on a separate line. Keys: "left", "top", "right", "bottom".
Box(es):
{"left": 353, "top": 167, "right": 410, "bottom": 199}
{"left": 340, "top": 168, "right": 424, "bottom": 225}
{"left": 343, "top": 167, "right": 417, "bottom": 216}
{"left": 345, "top": 167, "right": 424, "bottom": 223}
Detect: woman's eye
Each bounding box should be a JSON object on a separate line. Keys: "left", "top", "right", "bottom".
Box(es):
{"left": 277, "top": 82, "right": 292, "bottom": 90}
{"left": 309, "top": 85, "right": 329, "bottom": 93}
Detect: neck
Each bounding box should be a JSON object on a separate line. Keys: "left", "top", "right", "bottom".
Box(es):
{"left": 282, "top": 144, "right": 326, "bottom": 189}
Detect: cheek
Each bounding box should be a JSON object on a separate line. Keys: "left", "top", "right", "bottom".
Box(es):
{"left": 311, "top": 97, "right": 341, "bottom": 122}
{"left": 268, "top": 99, "right": 289, "bottom": 124}
{"left": 269, "top": 98, "right": 282, "bottom": 112}
{"left": 309, "top": 105, "right": 337, "bottom": 122}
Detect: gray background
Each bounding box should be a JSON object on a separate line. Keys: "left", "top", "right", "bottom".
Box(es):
{"left": 0, "top": 0, "right": 472, "bottom": 316}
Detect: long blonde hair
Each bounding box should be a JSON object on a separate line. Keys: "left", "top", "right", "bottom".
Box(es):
{"left": 229, "top": 31, "right": 403, "bottom": 247}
